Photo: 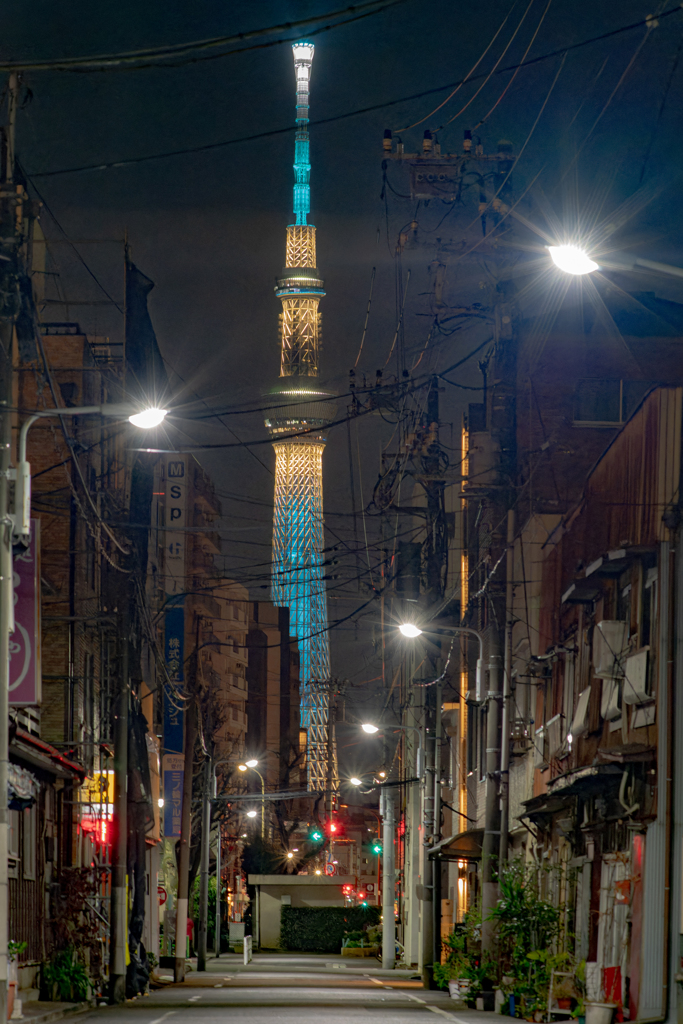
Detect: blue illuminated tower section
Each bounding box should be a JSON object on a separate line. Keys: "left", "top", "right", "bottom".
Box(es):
{"left": 265, "top": 42, "right": 334, "bottom": 791}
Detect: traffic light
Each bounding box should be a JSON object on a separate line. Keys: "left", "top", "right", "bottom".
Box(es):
{"left": 372, "top": 840, "right": 382, "bottom": 854}
{"left": 310, "top": 827, "right": 323, "bottom": 842}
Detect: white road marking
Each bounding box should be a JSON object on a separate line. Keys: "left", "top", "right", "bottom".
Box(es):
{"left": 407, "top": 993, "right": 469, "bottom": 1022}
{"left": 149, "top": 1013, "right": 177, "bottom": 1024}
{"left": 188, "top": 995, "right": 202, "bottom": 1002}
{"left": 214, "top": 984, "right": 222, "bottom": 988}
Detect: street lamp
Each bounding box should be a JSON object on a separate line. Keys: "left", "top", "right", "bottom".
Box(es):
{"left": 238, "top": 762, "right": 265, "bottom": 839}
{"left": 548, "top": 245, "right": 599, "bottom": 275}
{"left": 209, "top": 755, "right": 260, "bottom": 961}
{"left": 548, "top": 244, "right": 683, "bottom": 281}
{"left": 350, "top": 777, "right": 363, "bottom": 786}
{"left": 15, "top": 403, "right": 168, "bottom": 541}
{"left": 6, "top": 402, "right": 168, "bottom": 999}
{"left": 398, "top": 622, "right": 485, "bottom": 701}
{"left": 361, "top": 722, "right": 424, "bottom": 778}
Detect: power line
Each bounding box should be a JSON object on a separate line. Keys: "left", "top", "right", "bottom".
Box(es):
{"left": 27, "top": 4, "right": 683, "bottom": 179}
{"left": 0, "top": 0, "right": 405, "bottom": 72}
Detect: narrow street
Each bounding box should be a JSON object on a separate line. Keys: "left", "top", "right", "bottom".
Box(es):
{"left": 55, "top": 955, "right": 501, "bottom": 1024}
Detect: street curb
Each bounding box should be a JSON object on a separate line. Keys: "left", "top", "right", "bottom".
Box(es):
{"left": 18, "top": 1001, "right": 92, "bottom": 1024}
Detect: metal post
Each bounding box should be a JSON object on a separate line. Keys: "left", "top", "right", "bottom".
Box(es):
{"left": 215, "top": 821, "right": 221, "bottom": 957}
{"left": 0, "top": 73, "right": 19, "bottom": 1024}
{"left": 432, "top": 674, "right": 443, "bottom": 970}
{"left": 481, "top": 639, "right": 502, "bottom": 956}
{"left": 381, "top": 789, "right": 395, "bottom": 970}
{"left": 421, "top": 730, "right": 435, "bottom": 988}
{"left": 109, "top": 614, "right": 129, "bottom": 1003}
{"left": 499, "top": 509, "right": 515, "bottom": 866}
{"left": 197, "top": 757, "right": 211, "bottom": 970}
{"left": 175, "top": 699, "right": 196, "bottom": 981}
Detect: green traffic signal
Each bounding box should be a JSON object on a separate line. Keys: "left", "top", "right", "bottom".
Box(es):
{"left": 310, "top": 829, "right": 323, "bottom": 842}
{"left": 372, "top": 841, "right": 382, "bottom": 854}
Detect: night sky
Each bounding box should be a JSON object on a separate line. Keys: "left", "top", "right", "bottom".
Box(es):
{"left": 5, "top": 0, "right": 683, "bottom": 783}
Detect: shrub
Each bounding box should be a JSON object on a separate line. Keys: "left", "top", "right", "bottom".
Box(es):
{"left": 43, "top": 948, "right": 90, "bottom": 1002}
{"left": 280, "top": 906, "right": 380, "bottom": 953}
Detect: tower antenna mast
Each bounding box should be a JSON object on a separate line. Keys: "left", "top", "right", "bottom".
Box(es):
{"left": 266, "top": 42, "right": 335, "bottom": 793}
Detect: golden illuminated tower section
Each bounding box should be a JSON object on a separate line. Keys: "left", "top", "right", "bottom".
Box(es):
{"left": 278, "top": 224, "right": 322, "bottom": 377}
{"left": 265, "top": 41, "right": 335, "bottom": 792}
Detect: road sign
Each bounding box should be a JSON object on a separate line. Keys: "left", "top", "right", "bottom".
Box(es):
{"left": 158, "top": 885, "right": 168, "bottom": 905}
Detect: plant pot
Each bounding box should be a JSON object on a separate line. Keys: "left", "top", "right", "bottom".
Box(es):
{"left": 7, "top": 981, "right": 15, "bottom": 1020}
{"left": 448, "top": 979, "right": 470, "bottom": 1000}
{"left": 557, "top": 998, "right": 572, "bottom": 1010}
{"left": 585, "top": 1002, "right": 616, "bottom": 1024}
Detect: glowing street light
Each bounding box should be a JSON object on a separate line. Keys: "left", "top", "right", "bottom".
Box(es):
{"left": 128, "top": 406, "right": 168, "bottom": 429}
{"left": 548, "top": 245, "right": 599, "bottom": 275}
{"left": 246, "top": 810, "right": 258, "bottom": 819}
{"left": 245, "top": 759, "right": 258, "bottom": 768}
{"left": 399, "top": 622, "right": 485, "bottom": 701}
{"left": 16, "top": 403, "right": 169, "bottom": 542}
{"left": 361, "top": 723, "right": 379, "bottom": 734}
{"left": 350, "top": 777, "right": 362, "bottom": 787}
{"left": 549, "top": 244, "right": 683, "bottom": 282}
{"left": 287, "top": 851, "right": 294, "bottom": 859}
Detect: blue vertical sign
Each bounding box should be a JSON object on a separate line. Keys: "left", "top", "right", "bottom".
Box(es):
{"left": 163, "top": 754, "right": 184, "bottom": 837}
{"left": 163, "top": 602, "right": 185, "bottom": 837}
{"left": 163, "top": 603, "right": 185, "bottom": 753}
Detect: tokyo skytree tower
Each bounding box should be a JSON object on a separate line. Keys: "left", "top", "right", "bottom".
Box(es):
{"left": 265, "top": 41, "right": 334, "bottom": 790}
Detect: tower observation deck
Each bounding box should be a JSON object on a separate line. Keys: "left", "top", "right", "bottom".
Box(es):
{"left": 265, "top": 42, "right": 334, "bottom": 791}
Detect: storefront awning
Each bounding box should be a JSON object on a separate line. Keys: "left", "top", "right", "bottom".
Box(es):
{"left": 429, "top": 828, "right": 484, "bottom": 860}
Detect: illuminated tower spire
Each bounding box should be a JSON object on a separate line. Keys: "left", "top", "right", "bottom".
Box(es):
{"left": 265, "top": 42, "right": 334, "bottom": 791}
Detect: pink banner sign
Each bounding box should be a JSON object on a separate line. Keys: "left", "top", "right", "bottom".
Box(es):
{"left": 9, "top": 519, "right": 41, "bottom": 706}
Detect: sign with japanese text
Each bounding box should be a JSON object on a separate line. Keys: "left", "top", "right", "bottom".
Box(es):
{"left": 163, "top": 753, "right": 184, "bottom": 838}
{"left": 163, "top": 455, "right": 187, "bottom": 596}
{"left": 163, "top": 604, "right": 185, "bottom": 754}
{"left": 9, "top": 520, "right": 41, "bottom": 706}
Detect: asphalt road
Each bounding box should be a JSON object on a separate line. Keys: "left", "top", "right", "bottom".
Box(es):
{"left": 53, "top": 954, "right": 503, "bottom": 1024}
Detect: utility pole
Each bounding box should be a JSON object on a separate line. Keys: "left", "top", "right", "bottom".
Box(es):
{"left": 481, "top": 639, "right": 502, "bottom": 953}
{"left": 380, "top": 787, "right": 395, "bottom": 970}
{"left": 420, "top": 729, "right": 435, "bottom": 987}
{"left": 0, "top": 72, "right": 20, "bottom": 1024}
{"left": 197, "top": 757, "right": 211, "bottom": 971}
{"left": 175, "top": 697, "right": 196, "bottom": 981}
{"left": 109, "top": 608, "right": 129, "bottom": 1004}
{"left": 215, "top": 819, "right": 222, "bottom": 957}
{"left": 499, "top": 509, "right": 515, "bottom": 865}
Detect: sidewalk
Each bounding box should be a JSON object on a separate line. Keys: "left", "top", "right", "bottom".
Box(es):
{"left": 13, "top": 1000, "right": 91, "bottom": 1024}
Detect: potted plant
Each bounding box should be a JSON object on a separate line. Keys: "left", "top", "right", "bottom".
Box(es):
{"left": 553, "top": 974, "right": 578, "bottom": 1010}
{"left": 8, "top": 941, "right": 26, "bottom": 1019}
{"left": 434, "top": 930, "right": 470, "bottom": 998}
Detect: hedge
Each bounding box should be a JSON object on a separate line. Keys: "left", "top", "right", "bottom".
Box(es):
{"left": 280, "top": 905, "right": 381, "bottom": 953}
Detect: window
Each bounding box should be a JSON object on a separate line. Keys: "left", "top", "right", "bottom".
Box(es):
{"left": 574, "top": 379, "right": 657, "bottom": 426}
{"left": 574, "top": 379, "right": 621, "bottom": 424}
{"left": 8, "top": 809, "right": 19, "bottom": 858}
{"left": 23, "top": 805, "right": 36, "bottom": 880}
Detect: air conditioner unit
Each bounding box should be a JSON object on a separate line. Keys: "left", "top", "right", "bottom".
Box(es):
{"left": 534, "top": 727, "right": 546, "bottom": 769}
{"left": 546, "top": 714, "right": 564, "bottom": 758}
{"left": 593, "top": 620, "right": 628, "bottom": 679}
{"left": 601, "top": 678, "right": 622, "bottom": 721}
{"left": 623, "top": 648, "right": 650, "bottom": 705}
{"left": 569, "top": 686, "right": 591, "bottom": 739}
